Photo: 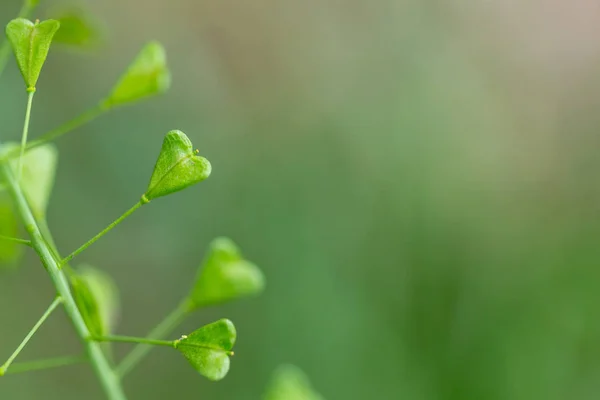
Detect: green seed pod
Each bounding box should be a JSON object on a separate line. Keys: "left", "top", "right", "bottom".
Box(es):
{"left": 5, "top": 18, "right": 60, "bottom": 91}
{"left": 264, "top": 365, "right": 325, "bottom": 400}
{"left": 189, "top": 237, "right": 265, "bottom": 309}
{"left": 175, "top": 319, "right": 236, "bottom": 381}
{"left": 71, "top": 265, "right": 120, "bottom": 337}
{"left": 105, "top": 41, "right": 170, "bottom": 107}
{"left": 144, "top": 130, "right": 211, "bottom": 201}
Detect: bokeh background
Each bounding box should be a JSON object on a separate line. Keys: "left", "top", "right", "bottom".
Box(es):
{"left": 3, "top": 0, "right": 600, "bottom": 399}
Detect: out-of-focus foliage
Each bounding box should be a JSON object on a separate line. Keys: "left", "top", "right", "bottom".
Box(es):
{"left": 71, "top": 265, "right": 120, "bottom": 337}
{"left": 105, "top": 41, "right": 170, "bottom": 108}
{"left": 0, "top": 143, "right": 57, "bottom": 220}
{"left": 0, "top": 197, "right": 21, "bottom": 265}
{"left": 264, "top": 365, "right": 324, "bottom": 400}
{"left": 189, "top": 237, "right": 265, "bottom": 308}
{"left": 51, "top": 8, "right": 102, "bottom": 49}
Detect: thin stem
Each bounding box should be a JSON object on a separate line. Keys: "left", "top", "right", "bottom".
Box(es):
{"left": 3, "top": 355, "right": 86, "bottom": 375}
{"left": 27, "top": 103, "right": 109, "bottom": 151}
{"left": 0, "top": 103, "right": 109, "bottom": 162}
{"left": 117, "top": 300, "right": 191, "bottom": 377}
{"left": 0, "top": 297, "right": 62, "bottom": 376}
{"left": 17, "top": 90, "right": 35, "bottom": 180}
{"left": 0, "top": 163, "right": 127, "bottom": 400}
{"left": 62, "top": 200, "right": 144, "bottom": 265}
{"left": 90, "top": 335, "right": 176, "bottom": 348}
{"left": 0, "top": 235, "right": 31, "bottom": 246}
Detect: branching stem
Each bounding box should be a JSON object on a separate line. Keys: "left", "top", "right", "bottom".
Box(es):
{"left": 0, "top": 235, "right": 31, "bottom": 246}
{"left": 90, "top": 335, "right": 176, "bottom": 348}
{"left": 0, "top": 297, "right": 62, "bottom": 376}
{"left": 62, "top": 200, "right": 144, "bottom": 265}
{"left": 0, "top": 163, "right": 127, "bottom": 400}
{"left": 3, "top": 355, "right": 86, "bottom": 375}
{"left": 0, "top": 103, "right": 109, "bottom": 162}
{"left": 117, "top": 300, "right": 191, "bottom": 377}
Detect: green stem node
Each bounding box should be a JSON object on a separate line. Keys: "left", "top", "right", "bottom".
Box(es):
{"left": 0, "top": 163, "right": 127, "bottom": 400}
{"left": 0, "top": 235, "right": 32, "bottom": 246}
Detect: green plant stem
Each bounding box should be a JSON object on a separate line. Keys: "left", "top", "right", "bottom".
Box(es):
{"left": 3, "top": 355, "right": 86, "bottom": 375}
{"left": 0, "top": 296, "right": 62, "bottom": 376}
{"left": 0, "top": 163, "right": 127, "bottom": 400}
{"left": 90, "top": 335, "right": 176, "bottom": 348}
{"left": 62, "top": 200, "right": 144, "bottom": 265}
{"left": 0, "top": 103, "right": 109, "bottom": 162}
{"left": 117, "top": 300, "right": 191, "bottom": 377}
{"left": 0, "top": 235, "right": 31, "bottom": 246}
{"left": 17, "top": 90, "right": 35, "bottom": 180}
{"left": 27, "top": 103, "right": 109, "bottom": 151}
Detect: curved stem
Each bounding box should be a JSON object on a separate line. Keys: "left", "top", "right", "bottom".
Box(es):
{"left": 62, "top": 200, "right": 144, "bottom": 265}
{"left": 0, "top": 235, "right": 31, "bottom": 246}
{"left": 91, "top": 335, "right": 175, "bottom": 348}
{"left": 0, "top": 296, "right": 62, "bottom": 376}
{"left": 3, "top": 355, "right": 86, "bottom": 375}
{"left": 0, "top": 163, "right": 128, "bottom": 400}
{"left": 17, "top": 91, "right": 35, "bottom": 180}
{"left": 117, "top": 300, "right": 190, "bottom": 377}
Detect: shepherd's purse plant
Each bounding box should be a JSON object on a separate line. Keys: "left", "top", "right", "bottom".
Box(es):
{"left": 0, "top": 2, "right": 272, "bottom": 399}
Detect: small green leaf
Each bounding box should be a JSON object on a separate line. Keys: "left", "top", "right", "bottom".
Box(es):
{"left": 144, "top": 130, "right": 211, "bottom": 201}
{"left": 175, "top": 319, "right": 236, "bottom": 381}
{"left": 5, "top": 18, "right": 60, "bottom": 90}
{"left": 0, "top": 196, "right": 23, "bottom": 266}
{"left": 105, "top": 41, "right": 170, "bottom": 107}
{"left": 0, "top": 143, "right": 57, "bottom": 220}
{"left": 71, "top": 265, "right": 120, "bottom": 337}
{"left": 189, "top": 237, "right": 265, "bottom": 308}
{"left": 264, "top": 365, "right": 325, "bottom": 400}
{"left": 51, "top": 8, "right": 102, "bottom": 49}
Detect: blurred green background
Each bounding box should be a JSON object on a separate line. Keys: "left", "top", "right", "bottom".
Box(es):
{"left": 3, "top": 0, "right": 600, "bottom": 399}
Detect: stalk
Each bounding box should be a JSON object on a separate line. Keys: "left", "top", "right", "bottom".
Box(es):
{"left": 0, "top": 163, "right": 127, "bottom": 400}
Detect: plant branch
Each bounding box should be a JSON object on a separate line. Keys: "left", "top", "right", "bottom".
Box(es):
{"left": 27, "top": 103, "right": 109, "bottom": 152}
{"left": 117, "top": 300, "right": 190, "bottom": 377}
{"left": 17, "top": 90, "right": 35, "bottom": 180}
{"left": 0, "top": 103, "right": 109, "bottom": 162}
{"left": 90, "top": 335, "right": 176, "bottom": 348}
{"left": 0, "top": 163, "right": 128, "bottom": 400}
{"left": 3, "top": 355, "right": 86, "bottom": 375}
{"left": 62, "top": 200, "right": 144, "bottom": 265}
{"left": 0, "top": 234, "right": 31, "bottom": 246}
{"left": 0, "top": 296, "right": 62, "bottom": 376}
